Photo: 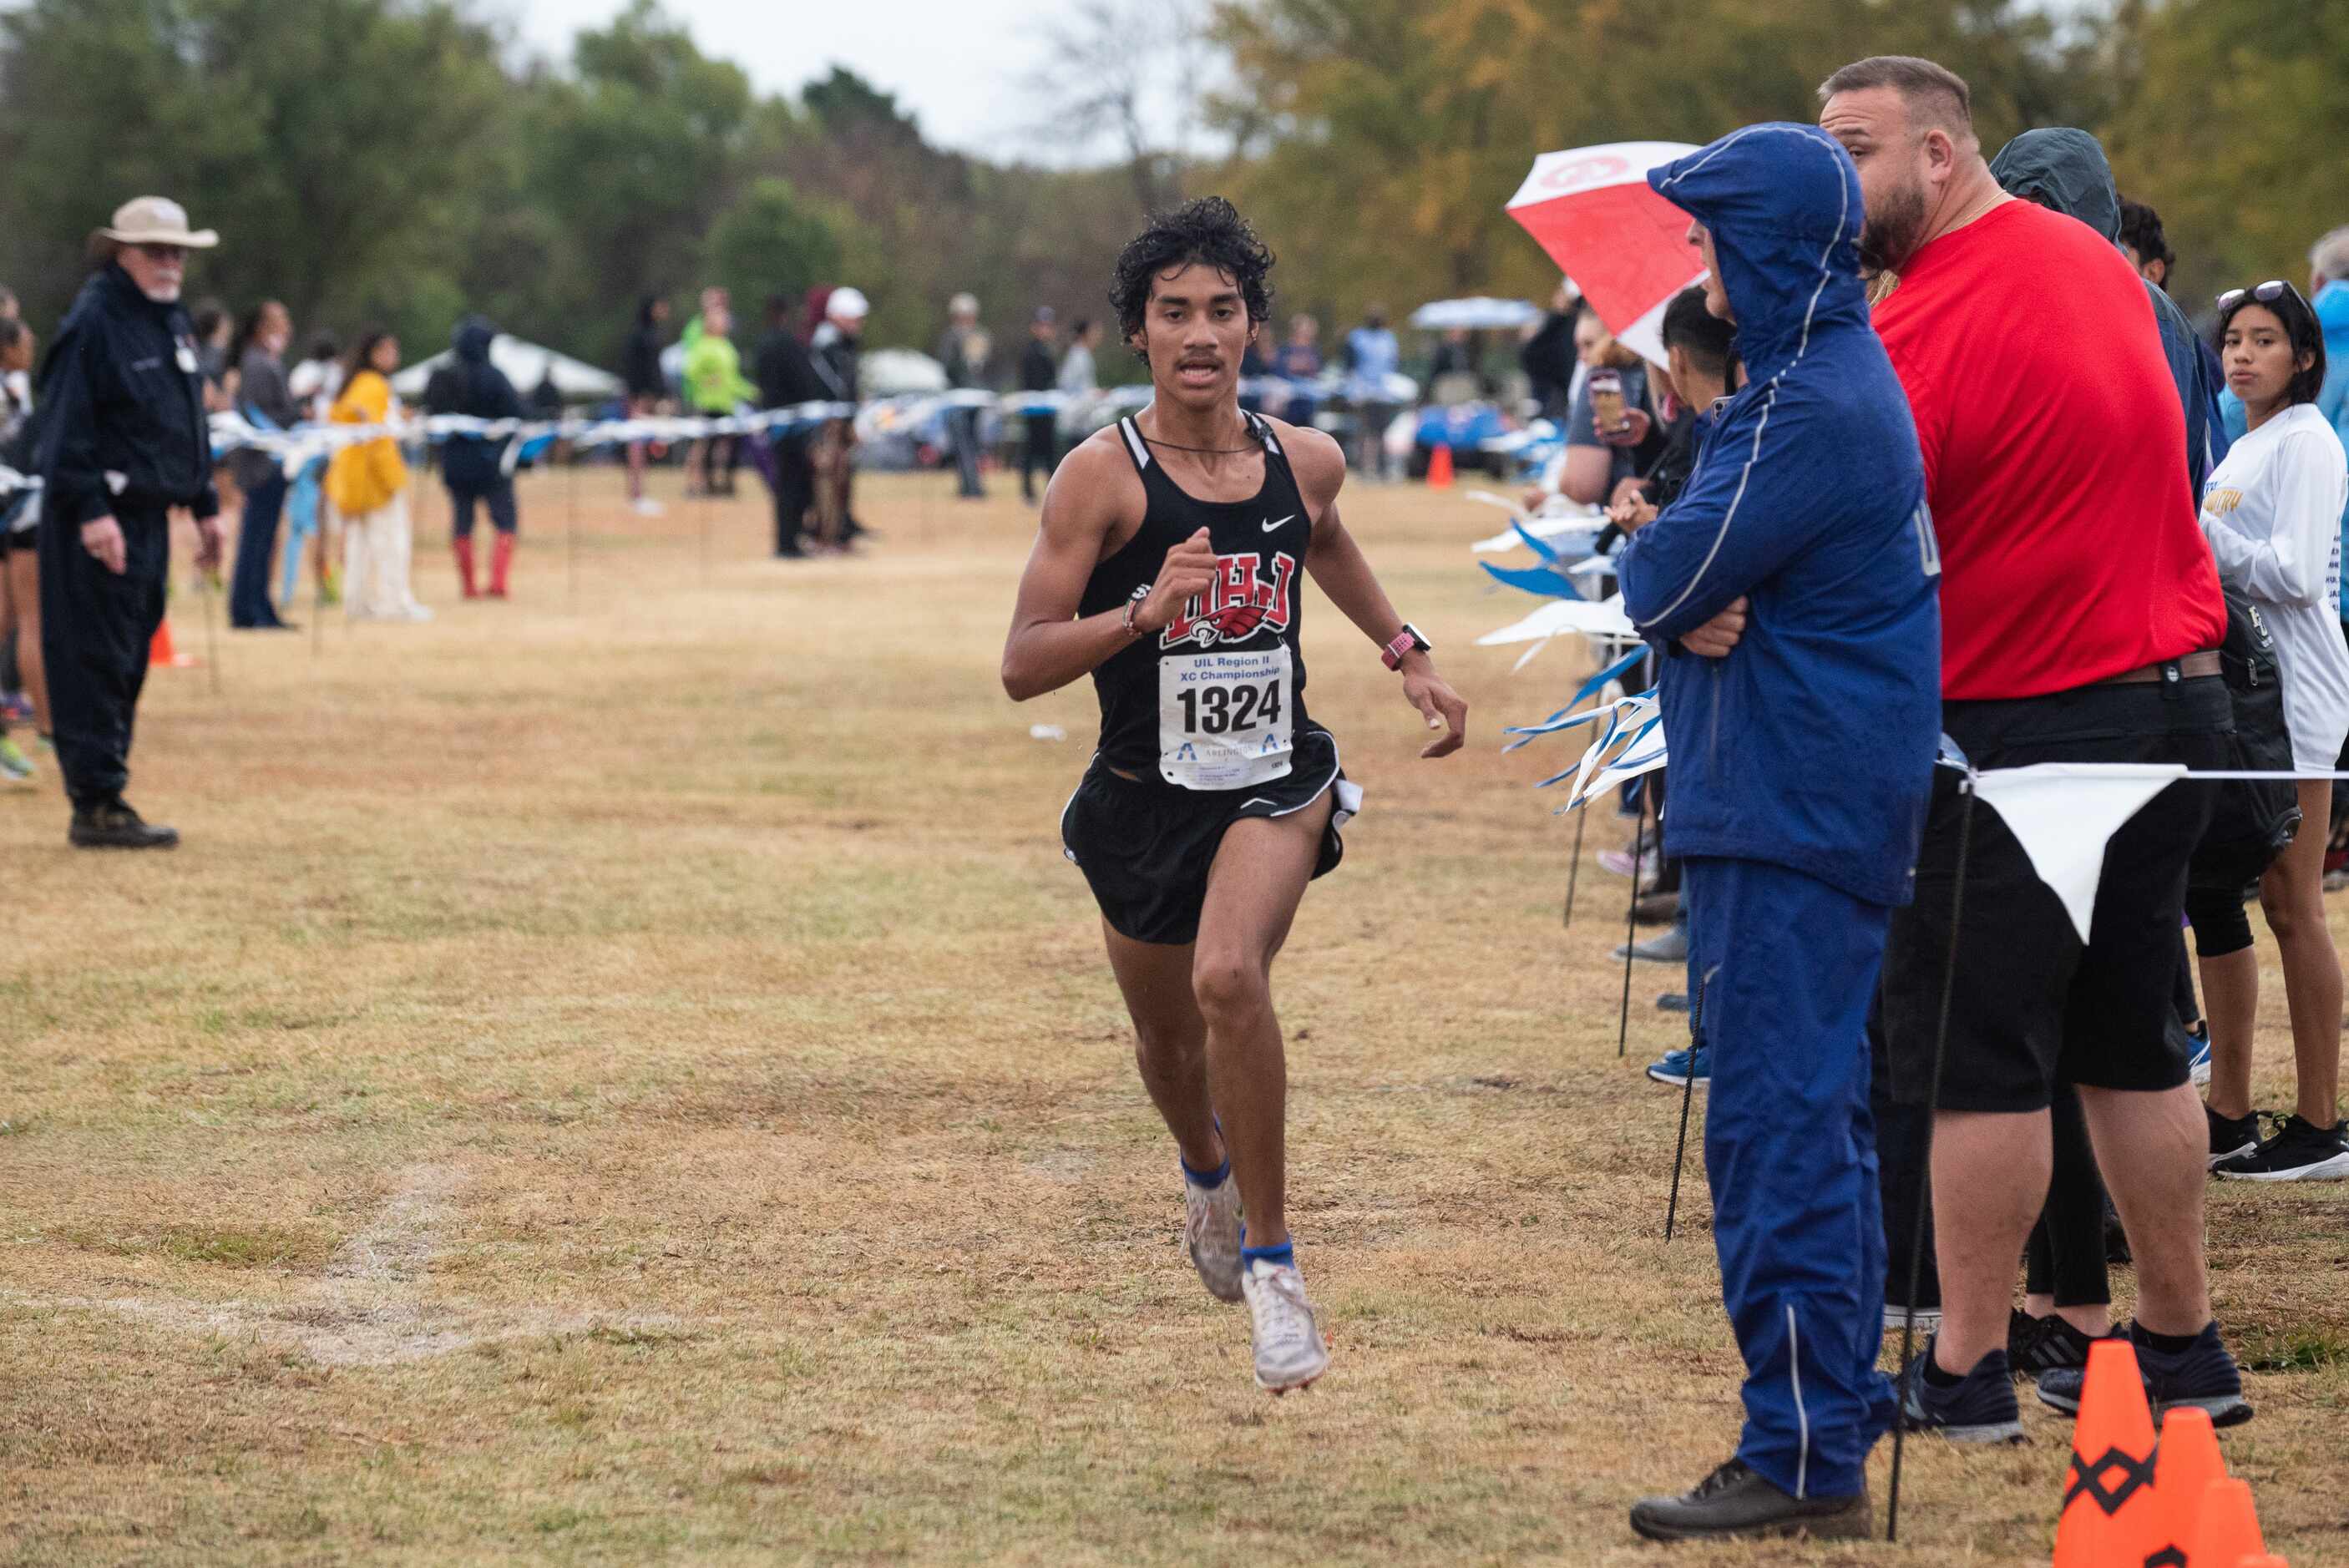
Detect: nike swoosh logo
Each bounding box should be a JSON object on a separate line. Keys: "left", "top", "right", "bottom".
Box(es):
{"left": 1241, "top": 797, "right": 1276, "bottom": 809}
{"left": 1261, "top": 514, "right": 1295, "bottom": 533}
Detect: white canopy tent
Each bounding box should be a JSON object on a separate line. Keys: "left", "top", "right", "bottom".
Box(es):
{"left": 392, "top": 335, "right": 623, "bottom": 403}
{"left": 1410, "top": 296, "right": 1542, "bottom": 331}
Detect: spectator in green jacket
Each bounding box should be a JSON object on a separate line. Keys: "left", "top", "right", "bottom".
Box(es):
{"left": 683, "top": 298, "right": 753, "bottom": 498}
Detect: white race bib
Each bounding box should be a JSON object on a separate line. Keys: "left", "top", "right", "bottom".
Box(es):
{"left": 1158, "top": 645, "right": 1294, "bottom": 790}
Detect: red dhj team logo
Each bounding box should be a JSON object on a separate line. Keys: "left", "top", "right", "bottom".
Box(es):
{"left": 1160, "top": 551, "right": 1299, "bottom": 650}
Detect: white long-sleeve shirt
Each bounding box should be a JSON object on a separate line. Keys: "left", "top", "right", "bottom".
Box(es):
{"left": 2202, "top": 401, "right": 2349, "bottom": 771}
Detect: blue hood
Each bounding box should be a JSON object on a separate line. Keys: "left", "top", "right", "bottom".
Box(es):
{"left": 453, "top": 315, "right": 496, "bottom": 364}
{"left": 2319, "top": 280, "right": 2349, "bottom": 352}
{"left": 1987, "top": 129, "right": 2119, "bottom": 241}
{"left": 1648, "top": 124, "right": 1869, "bottom": 382}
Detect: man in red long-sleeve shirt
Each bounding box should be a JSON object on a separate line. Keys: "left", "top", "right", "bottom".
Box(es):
{"left": 1819, "top": 56, "right": 2250, "bottom": 1442}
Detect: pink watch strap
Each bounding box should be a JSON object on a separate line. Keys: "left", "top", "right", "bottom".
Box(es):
{"left": 1382, "top": 630, "right": 1419, "bottom": 670}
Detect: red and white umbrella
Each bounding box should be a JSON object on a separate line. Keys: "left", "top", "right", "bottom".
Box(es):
{"left": 1506, "top": 142, "right": 1705, "bottom": 367}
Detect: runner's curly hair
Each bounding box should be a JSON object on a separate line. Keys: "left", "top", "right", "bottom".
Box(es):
{"left": 1110, "top": 196, "right": 1275, "bottom": 347}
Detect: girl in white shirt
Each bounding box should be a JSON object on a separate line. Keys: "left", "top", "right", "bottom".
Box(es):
{"left": 2198, "top": 279, "right": 2349, "bottom": 1181}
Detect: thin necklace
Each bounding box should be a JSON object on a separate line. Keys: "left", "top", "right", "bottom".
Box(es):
{"left": 1142, "top": 436, "right": 1257, "bottom": 454}
{"left": 1139, "top": 413, "right": 1255, "bottom": 455}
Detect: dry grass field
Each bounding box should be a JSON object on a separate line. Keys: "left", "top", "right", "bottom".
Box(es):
{"left": 3, "top": 464, "right": 2342, "bottom": 1566}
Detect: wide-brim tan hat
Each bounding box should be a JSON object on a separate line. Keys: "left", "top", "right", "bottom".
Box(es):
{"left": 97, "top": 195, "right": 218, "bottom": 250}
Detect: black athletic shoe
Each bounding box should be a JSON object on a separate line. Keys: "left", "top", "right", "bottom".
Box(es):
{"left": 1897, "top": 1338, "right": 2025, "bottom": 1442}
{"left": 2035, "top": 1321, "right": 2252, "bottom": 1428}
{"left": 68, "top": 798, "right": 179, "bottom": 850}
{"left": 1628, "top": 1458, "right": 1870, "bottom": 1542}
{"left": 2207, "top": 1104, "right": 2263, "bottom": 1169}
{"left": 2214, "top": 1115, "right": 2349, "bottom": 1181}
{"left": 2007, "top": 1309, "right": 2113, "bottom": 1376}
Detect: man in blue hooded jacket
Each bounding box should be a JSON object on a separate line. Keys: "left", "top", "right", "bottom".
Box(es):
{"left": 1613, "top": 124, "right": 1940, "bottom": 1542}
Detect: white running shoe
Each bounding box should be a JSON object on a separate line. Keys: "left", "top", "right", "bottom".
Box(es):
{"left": 1242, "top": 1257, "right": 1330, "bottom": 1393}
{"left": 632, "top": 497, "right": 666, "bottom": 517}
{"left": 1184, "top": 1176, "right": 1243, "bottom": 1302}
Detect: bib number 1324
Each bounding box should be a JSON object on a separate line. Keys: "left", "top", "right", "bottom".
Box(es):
{"left": 1159, "top": 645, "right": 1295, "bottom": 790}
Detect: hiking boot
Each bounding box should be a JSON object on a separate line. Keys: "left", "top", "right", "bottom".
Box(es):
{"left": 1183, "top": 1171, "right": 1243, "bottom": 1303}
{"left": 1628, "top": 1459, "right": 1870, "bottom": 1542}
{"left": 2036, "top": 1321, "right": 2251, "bottom": 1428}
{"left": 2007, "top": 1309, "right": 2112, "bottom": 1376}
{"left": 68, "top": 798, "right": 179, "bottom": 850}
{"left": 2214, "top": 1115, "right": 2349, "bottom": 1181}
{"left": 1896, "top": 1338, "right": 2025, "bottom": 1443}
{"left": 1241, "top": 1257, "right": 1329, "bottom": 1393}
{"left": 2206, "top": 1104, "right": 2262, "bottom": 1169}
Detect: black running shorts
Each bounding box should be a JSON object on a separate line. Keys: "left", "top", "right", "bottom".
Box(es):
{"left": 1883, "top": 675, "right": 2230, "bottom": 1112}
{"left": 1061, "top": 726, "right": 1354, "bottom": 946}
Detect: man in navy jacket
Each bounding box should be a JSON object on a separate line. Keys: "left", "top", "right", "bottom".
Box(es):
{"left": 35, "top": 197, "right": 228, "bottom": 849}
{"left": 1614, "top": 125, "right": 1941, "bottom": 1541}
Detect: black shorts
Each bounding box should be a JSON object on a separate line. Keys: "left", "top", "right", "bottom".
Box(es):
{"left": 1883, "top": 675, "right": 2230, "bottom": 1112}
{"left": 1061, "top": 726, "right": 1355, "bottom": 946}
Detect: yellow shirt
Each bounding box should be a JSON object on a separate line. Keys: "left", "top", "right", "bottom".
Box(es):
{"left": 325, "top": 370, "right": 409, "bottom": 517}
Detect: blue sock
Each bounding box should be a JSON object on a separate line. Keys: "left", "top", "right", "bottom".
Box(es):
{"left": 1180, "top": 1153, "right": 1230, "bottom": 1190}
{"left": 1240, "top": 1236, "right": 1294, "bottom": 1271}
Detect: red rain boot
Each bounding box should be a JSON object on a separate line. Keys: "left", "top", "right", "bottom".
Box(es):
{"left": 453, "top": 536, "right": 479, "bottom": 599}
{"left": 489, "top": 533, "right": 514, "bottom": 599}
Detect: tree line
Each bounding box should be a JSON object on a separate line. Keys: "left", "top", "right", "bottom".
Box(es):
{"left": 1, "top": 0, "right": 2338, "bottom": 382}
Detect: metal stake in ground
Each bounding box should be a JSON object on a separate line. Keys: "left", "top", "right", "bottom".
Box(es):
{"left": 566, "top": 458, "right": 580, "bottom": 613}
{"left": 1664, "top": 966, "right": 1712, "bottom": 1241}
{"left": 1617, "top": 819, "right": 1642, "bottom": 1058}
{"left": 197, "top": 566, "right": 222, "bottom": 695}
{"left": 1885, "top": 773, "right": 1978, "bottom": 1545}
{"left": 311, "top": 529, "right": 326, "bottom": 663}
{"left": 1563, "top": 806, "right": 1587, "bottom": 929}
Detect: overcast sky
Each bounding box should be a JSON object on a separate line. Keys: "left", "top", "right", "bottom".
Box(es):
{"left": 498, "top": 0, "right": 1147, "bottom": 163}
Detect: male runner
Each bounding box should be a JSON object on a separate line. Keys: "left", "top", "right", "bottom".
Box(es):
{"left": 1002, "top": 197, "right": 1468, "bottom": 1393}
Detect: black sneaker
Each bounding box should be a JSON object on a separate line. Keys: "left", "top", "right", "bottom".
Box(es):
{"left": 2214, "top": 1115, "right": 2349, "bottom": 1181}
{"left": 1897, "top": 1337, "right": 2025, "bottom": 1442}
{"left": 2007, "top": 1309, "right": 2112, "bottom": 1375}
{"left": 1628, "top": 1458, "right": 1870, "bottom": 1542}
{"left": 68, "top": 798, "right": 179, "bottom": 850}
{"left": 2035, "top": 1321, "right": 2252, "bottom": 1428}
{"left": 2206, "top": 1104, "right": 2262, "bottom": 1169}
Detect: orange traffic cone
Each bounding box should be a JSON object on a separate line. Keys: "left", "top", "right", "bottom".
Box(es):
{"left": 149, "top": 617, "right": 197, "bottom": 669}
{"left": 2191, "top": 1478, "right": 2265, "bottom": 1567}
{"left": 2144, "top": 1405, "right": 2226, "bottom": 1562}
{"left": 1425, "top": 443, "right": 1455, "bottom": 488}
{"left": 2053, "top": 1339, "right": 2163, "bottom": 1567}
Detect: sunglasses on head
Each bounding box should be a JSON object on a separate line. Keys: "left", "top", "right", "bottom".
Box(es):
{"left": 2215, "top": 279, "right": 2303, "bottom": 311}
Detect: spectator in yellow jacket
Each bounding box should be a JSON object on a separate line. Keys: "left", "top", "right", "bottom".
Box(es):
{"left": 327, "top": 331, "right": 432, "bottom": 622}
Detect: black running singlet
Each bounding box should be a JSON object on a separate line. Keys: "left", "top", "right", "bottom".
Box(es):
{"left": 1079, "top": 412, "right": 1318, "bottom": 790}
